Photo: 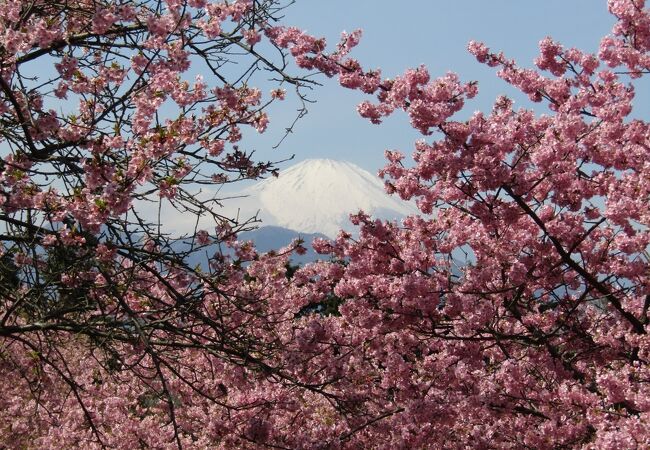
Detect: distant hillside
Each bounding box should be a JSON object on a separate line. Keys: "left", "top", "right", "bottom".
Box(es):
{"left": 239, "top": 226, "right": 328, "bottom": 264}
{"left": 180, "top": 225, "right": 329, "bottom": 269}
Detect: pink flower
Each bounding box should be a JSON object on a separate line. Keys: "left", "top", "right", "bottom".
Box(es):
{"left": 196, "top": 230, "right": 211, "bottom": 245}
{"left": 270, "top": 88, "right": 286, "bottom": 100}
{"left": 41, "top": 235, "right": 57, "bottom": 246}
{"left": 243, "top": 29, "right": 261, "bottom": 46}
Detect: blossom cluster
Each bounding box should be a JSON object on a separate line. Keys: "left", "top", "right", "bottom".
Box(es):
{"left": 0, "top": 0, "right": 648, "bottom": 449}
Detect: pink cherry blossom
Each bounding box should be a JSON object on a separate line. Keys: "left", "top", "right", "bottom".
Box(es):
{"left": 1, "top": 1, "right": 649, "bottom": 449}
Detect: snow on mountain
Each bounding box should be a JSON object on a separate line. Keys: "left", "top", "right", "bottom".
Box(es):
{"left": 141, "top": 158, "right": 420, "bottom": 240}
{"left": 226, "top": 159, "right": 420, "bottom": 238}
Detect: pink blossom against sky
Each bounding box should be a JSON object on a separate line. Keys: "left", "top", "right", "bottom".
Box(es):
{"left": 239, "top": 1, "right": 645, "bottom": 175}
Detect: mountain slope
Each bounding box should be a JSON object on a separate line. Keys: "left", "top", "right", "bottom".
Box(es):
{"left": 239, "top": 226, "right": 328, "bottom": 264}
{"left": 231, "top": 159, "right": 419, "bottom": 238}
{"left": 179, "top": 225, "right": 328, "bottom": 268}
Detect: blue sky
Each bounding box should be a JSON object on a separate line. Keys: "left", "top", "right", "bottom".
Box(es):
{"left": 242, "top": 1, "right": 623, "bottom": 175}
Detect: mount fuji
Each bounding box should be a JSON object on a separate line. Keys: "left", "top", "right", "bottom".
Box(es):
{"left": 149, "top": 159, "right": 421, "bottom": 263}
{"left": 226, "top": 159, "right": 419, "bottom": 239}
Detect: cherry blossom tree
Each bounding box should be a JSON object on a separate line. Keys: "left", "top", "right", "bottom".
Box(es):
{"left": 0, "top": 0, "right": 372, "bottom": 447}
{"left": 1, "top": 0, "right": 649, "bottom": 448}
{"left": 283, "top": 0, "right": 649, "bottom": 447}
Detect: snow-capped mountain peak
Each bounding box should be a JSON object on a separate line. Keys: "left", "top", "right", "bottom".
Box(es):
{"left": 234, "top": 158, "right": 419, "bottom": 238}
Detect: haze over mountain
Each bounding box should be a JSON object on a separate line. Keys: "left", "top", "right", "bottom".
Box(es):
{"left": 225, "top": 159, "right": 419, "bottom": 238}
{"left": 143, "top": 158, "right": 420, "bottom": 263}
